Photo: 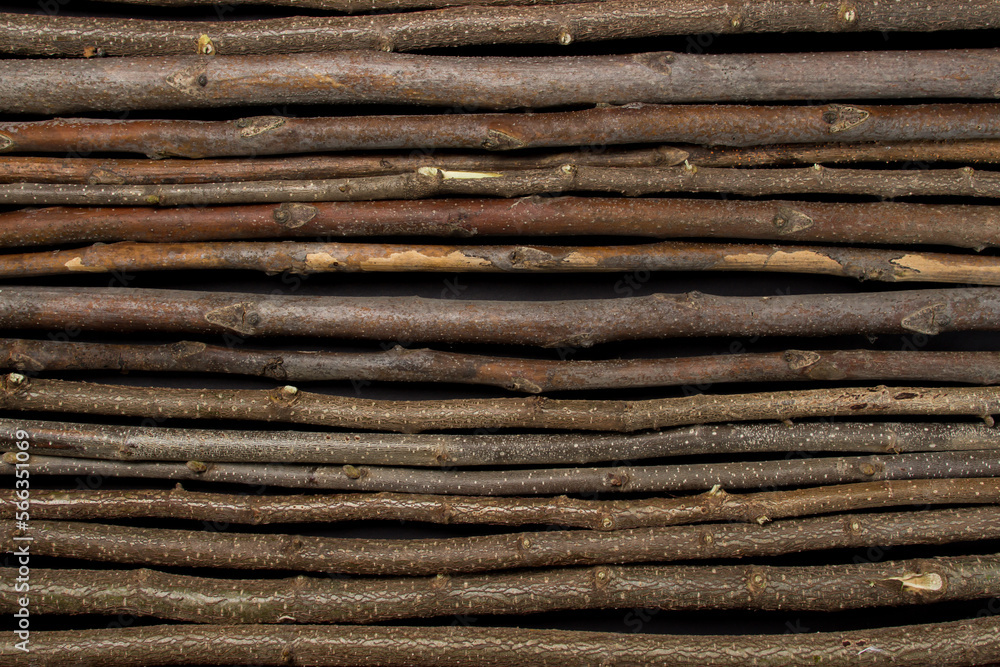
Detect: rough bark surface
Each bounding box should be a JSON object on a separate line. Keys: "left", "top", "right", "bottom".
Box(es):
{"left": 5, "top": 478, "right": 997, "bottom": 530}
{"left": 2, "top": 507, "right": 996, "bottom": 575}
{"left": 2, "top": 198, "right": 997, "bottom": 249}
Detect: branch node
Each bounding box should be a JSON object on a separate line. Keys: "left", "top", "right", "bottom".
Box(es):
{"left": 773, "top": 207, "right": 815, "bottom": 234}
{"left": 185, "top": 460, "right": 211, "bottom": 473}
{"left": 889, "top": 572, "right": 945, "bottom": 593}
{"left": 0, "top": 133, "right": 13, "bottom": 152}
{"left": 235, "top": 116, "right": 287, "bottom": 138}
{"left": 272, "top": 203, "right": 318, "bottom": 229}
{"left": 824, "top": 105, "right": 870, "bottom": 133}
{"left": 342, "top": 464, "right": 365, "bottom": 480}
{"left": 901, "top": 303, "right": 948, "bottom": 335}
{"left": 196, "top": 34, "right": 215, "bottom": 56}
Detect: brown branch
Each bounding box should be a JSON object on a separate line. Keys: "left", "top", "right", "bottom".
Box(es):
{"left": 0, "top": 147, "right": 687, "bottom": 184}
{"left": 2, "top": 51, "right": 999, "bottom": 113}
{"left": 6, "top": 239, "right": 1000, "bottom": 286}
{"left": 3, "top": 374, "right": 1000, "bottom": 433}
{"left": 97, "top": 0, "right": 607, "bottom": 10}
{"left": 0, "top": 286, "right": 996, "bottom": 347}
{"left": 3, "top": 5, "right": 1000, "bottom": 57}
{"left": 5, "top": 554, "right": 998, "bottom": 623}
{"left": 4, "top": 165, "right": 1000, "bottom": 206}
{"left": 2, "top": 198, "right": 997, "bottom": 249}
{"left": 6, "top": 339, "right": 1000, "bottom": 393}
{"left": 2, "top": 104, "right": 998, "bottom": 156}
{"left": 7, "top": 617, "right": 1000, "bottom": 667}
{"left": 3, "top": 507, "right": 996, "bottom": 575}
{"left": 7, "top": 417, "right": 998, "bottom": 467}
{"left": 6, "top": 479, "right": 998, "bottom": 530}
{"left": 8, "top": 450, "right": 1000, "bottom": 495}
{"left": 685, "top": 139, "right": 1000, "bottom": 167}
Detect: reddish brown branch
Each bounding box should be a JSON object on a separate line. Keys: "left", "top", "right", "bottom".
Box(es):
{"left": 0, "top": 286, "right": 996, "bottom": 347}
{"left": 3, "top": 507, "right": 996, "bottom": 575}
{"left": 5, "top": 479, "right": 998, "bottom": 530}
{"left": 1, "top": 198, "right": 996, "bottom": 249}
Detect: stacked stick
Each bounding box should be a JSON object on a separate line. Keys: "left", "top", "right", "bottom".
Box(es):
{"left": 1, "top": 1, "right": 1000, "bottom": 665}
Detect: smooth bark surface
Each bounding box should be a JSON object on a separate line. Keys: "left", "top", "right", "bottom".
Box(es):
{"left": 7, "top": 478, "right": 998, "bottom": 530}
{"left": 4, "top": 105, "right": 999, "bottom": 157}
{"left": 3, "top": 198, "right": 997, "bottom": 249}
{"left": 6, "top": 417, "right": 997, "bottom": 466}
{"left": 8, "top": 450, "right": 1000, "bottom": 494}
{"left": 3, "top": 507, "right": 997, "bottom": 575}
{"left": 6, "top": 555, "right": 998, "bottom": 623}
{"left": 6, "top": 339, "right": 1000, "bottom": 393}
{"left": 0, "top": 51, "right": 998, "bottom": 113}
{"left": 685, "top": 139, "right": 1000, "bottom": 167}
{"left": 7, "top": 239, "right": 1000, "bottom": 286}
{"left": 3, "top": 375, "right": 1000, "bottom": 433}
{"left": 0, "top": 287, "right": 997, "bottom": 346}
{"left": 4, "top": 165, "right": 1000, "bottom": 206}
{"left": 6, "top": 617, "right": 1000, "bottom": 667}
{"left": 4, "top": 7, "right": 1000, "bottom": 57}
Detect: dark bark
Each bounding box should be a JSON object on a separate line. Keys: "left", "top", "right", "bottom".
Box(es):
{"left": 0, "top": 286, "right": 997, "bottom": 347}
{"left": 6, "top": 478, "right": 998, "bottom": 530}
{"left": 3, "top": 104, "right": 998, "bottom": 157}
{"left": 3, "top": 374, "right": 1000, "bottom": 433}
{"left": 3, "top": 507, "right": 996, "bottom": 575}
{"left": 8, "top": 450, "right": 1000, "bottom": 495}
{"left": 6, "top": 339, "right": 1000, "bottom": 393}
{"left": 98, "top": 0, "right": 610, "bottom": 10}
{"left": 4, "top": 165, "right": 1000, "bottom": 206}
{"left": 6, "top": 617, "right": 1000, "bottom": 667}
{"left": 6, "top": 239, "right": 1000, "bottom": 286}
{"left": 5, "top": 555, "right": 997, "bottom": 623}
{"left": 4, "top": 6, "right": 1000, "bottom": 57}
{"left": 685, "top": 139, "right": 1000, "bottom": 167}
{"left": 6, "top": 417, "right": 997, "bottom": 467}
{"left": 1, "top": 51, "right": 999, "bottom": 113}
{"left": 2, "top": 198, "right": 997, "bottom": 249}
{"left": 0, "top": 147, "right": 686, "bottom": 184}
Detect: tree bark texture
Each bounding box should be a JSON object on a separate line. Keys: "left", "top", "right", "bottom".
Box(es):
{"left": 4, "top": 555, "right": 997, "bottom": 623}
{"left": 3, "top": 198, "right": 997, "bottom": 249}
{"left": 3, "top": 375, "right": 1000, "bottom": 433}
{"left": 6, "top": 239, "right": 1000, "bottom": 286}
{"left": 5, "top": 617, "right": 1000, "bottom": 667}
{"left": 6, "top": 417, "right": 997, "bottom": 467}
{"left": 0, "top": 286, "right": 996, "bottom": 347}
{"left": 6, "top": 478, "right": 998, "bottom": 530}
{"left": 6, "top": 339, "right": 1000, "bottom": 393}
{"left": 684, "top": 139, "right": 1000, "bottom": 167}
{"left": 3, "top": 104, "right": 998, "bottom": 156}
{"left": 3, "top": 507, "right": 996, "bottom": 575}
{"left": 4, "top": 165, "right": 1000, "bottom": 206}
{"left": 0, "top": 51, "right": 998, "bottom": 113}
{"left": 8, "top": 450, "right": 1000, "bottom": 495}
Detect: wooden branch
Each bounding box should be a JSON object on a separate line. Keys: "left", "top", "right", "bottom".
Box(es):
{"left": 4, "top": 165, "right": 1000, "bottom": 207}
{"left": 6, "top": 555, "right": 998, "bottom": 624}
{"left": 0, "top": 286, "right": 997, "bottom": 347}
{"left": 7, "top": 479, "right": 998, "bottom": 530}
{"left": 8, "top": 417, "right": 998, "bottom": 467}
{"left": 97, "top": 0, "right": 606, "bottom": 10}
{"left": 3, "top": 198, "right": 997, "bottom": 249}
{"left": 7, "top": 239, "right": 1000, "bottom": 286}
{"left": 686, "top": 139, "right": 1000, "bottom": 167}
{"left": 4, "top": 5, "right": 1000, "bottom": 58}
{"left": 0, "top": 147, "right": 687, "bottom": 185}
{"left": 7, "top": 617, "right": 1000, "bottom": 667}
{"left": 9, "top": 450, "right": 1000, "bottom": 495}
{"left": 1, "top": 51, "right": 998, "bottom": 113}
{"left": 3, "top": 507, "right": 996, "bottom": 575}
{"left": 3, "top": 104, "right": 998, "bottom": 157}
{"left": 6, "top": 339, "right": 1000, "bottom": 394}
{"left": 3, "top": 374, "right": 1000, "bottom": 433}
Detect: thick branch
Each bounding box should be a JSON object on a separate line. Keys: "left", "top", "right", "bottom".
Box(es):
{"left": 2, "top": 198, "right": 997, "bottom": 250}
{"left": 6, "top": 417, "right": 997, "bottom": 466}
{"left": 5, "top": 555, "right": 998, "bottom": 623}
{"left": 4, "top": 6, "right": 1000, "bottom": 57}
{"left": 3, "top": 104, "right": 998, "bottom": 157}
{"left": 4, "top": 165, "right": 1000, "bottom": 206}
{"left": 3, "top": 507, "right": 996, "bottom": 575}
{"left": 6, "top": 339, "right": 1000, "bottom": 393}
{"left": 3, "top": 375, "right": 1000, "bottom": 433}
{"left": 0, "top": 286, "right": 996, "bottom": 347}
{"left": 8, "top": 450, "right": 1000, "bottom": 495}
{"left": 6, "top": 479, "right": 998, "bottom": 530}
{"left": 7, "top": 240, "right": 1000, "bottom": 286}
{"left": 1, "top": 51, "right": 999, "bottom": 113}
